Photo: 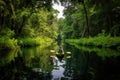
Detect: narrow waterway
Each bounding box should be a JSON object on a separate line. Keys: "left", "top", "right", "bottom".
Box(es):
{"left": 0, "top": 42, "right": 120, "bottom": 80}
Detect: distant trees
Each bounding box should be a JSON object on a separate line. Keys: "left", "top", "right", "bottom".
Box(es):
{"left": 0, "top": 0, "right": 58, "bottom": 39}
{"left": 0, "top": 0, "right": 120, "bottom": 40}
{"left": 0, "top": 0, "right": 59, "bottom": 48}
{"left": 58, "top": 0, "right": 120, "bottom": 38}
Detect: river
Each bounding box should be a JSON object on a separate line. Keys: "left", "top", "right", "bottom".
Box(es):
{"left": 0, "top": 42, "right": 120, "bottom": 80}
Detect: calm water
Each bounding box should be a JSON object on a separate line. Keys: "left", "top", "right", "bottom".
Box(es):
{"left": 0, "top": 42, "right": 120, "bottom": 80}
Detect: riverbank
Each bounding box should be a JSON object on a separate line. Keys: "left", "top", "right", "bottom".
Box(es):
{"left": 65, "top": 36, "right": 120, "bottom": 49}
{"left": 66, "top": 42, "right": 120, "bottom": 58}
{"left": 0, "top": 36, "right": 53, "bottom": 50}
{"left": 18, "top": 36, "right": 53, "bottom": 47}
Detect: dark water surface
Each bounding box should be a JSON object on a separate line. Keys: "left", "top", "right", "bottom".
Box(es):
{"left": 0, "top": 42, "right": 120, "bottom": 80}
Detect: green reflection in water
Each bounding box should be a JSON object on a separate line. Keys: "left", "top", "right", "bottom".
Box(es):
{"left": 0, "top": 49, "right": 18, "bottom": 66}
{"left": 0, "top": 42, "right": 56, "bottom": 80}
{"left": 68, "top": 43, "right": 120, "bottom": 59}
{"left": 1, "top": 42, "right": 120, "bottom": 80}
{"left": 21, "top": 44, "right": 56, "bottom": 72}
{"left": 65, "top": 43, "right": 120, "bottom": 80}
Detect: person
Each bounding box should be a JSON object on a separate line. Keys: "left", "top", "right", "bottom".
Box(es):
{"left": 59, "top": 47, "right": 63, "bottom": 53}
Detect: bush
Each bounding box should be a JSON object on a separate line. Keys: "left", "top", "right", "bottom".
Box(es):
{"left": 0, "top": 37, "right": 18, "bottom": 49}
{"left": 0, "top": 28, "right": 14, "bottom": 38}
{"left": 18, "top": 36, "right": 53, "bottom": 47}
{"left": 65, "top": 36, "right": 120, "bottom": 48}
{"left": 21, "top": 26, "right": 35, "bottom": 37}
{"left": 0, "top": 28, "right": 18, "bottom": 49}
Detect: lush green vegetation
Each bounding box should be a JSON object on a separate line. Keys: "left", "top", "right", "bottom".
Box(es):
{"left": 0, "top": 38, "right": 18, "bottom": 49}
{"left": 59, "top": 0, "right": 120, "bottom": 38}
{"left": 0, "top": 1, "right": 120, "bottom": 80}
{"left": 0, "top": 0, "right": 120, "bottom": 49}
{"left": 57, "top": 0, "right": 120, "bottom": 47}
{"left": 66, "top": 34, "right": 120, "bottom": 48}
{"left": 0, "top": 28, "right": 18, "bottom": 49}
{"left": 18, "top": 37, "right": 53, "bottom": 47}
{"left": 0, "top": 0, "right": 59, "bottom": 49}
{"left": 66, "top": 42, "right": 120, "bottom": 59}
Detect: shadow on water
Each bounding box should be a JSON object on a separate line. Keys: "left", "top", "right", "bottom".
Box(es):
{"left": 0, "top": 48, "right": 52, "bottom": 80}
{"left": 0, "top": 42, "right": 120, "bottom": 80}
{"left": 65, "top": 43, "right": 120, "bottom": 80}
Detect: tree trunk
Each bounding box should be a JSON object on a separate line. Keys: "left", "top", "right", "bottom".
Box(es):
{"left": 82, "top": 1, "right": 90, "bottom": 38}
{"left": 81, "top": 22, "right": 86, "bottom": 37}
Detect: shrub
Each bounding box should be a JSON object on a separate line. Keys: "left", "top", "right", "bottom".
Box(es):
{"left": 0, "top": 37, "right": 18, "bottom": 49}
{"left": 0, "top": 28, "right": 18, "bottom": 49}
{"left": 18, "top": 36, "right": 53, "bottom": 47}
{"left": 0, "top": 28, "right": 14, "bottom": 38}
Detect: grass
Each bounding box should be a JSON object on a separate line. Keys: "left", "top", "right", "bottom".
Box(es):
{"left": 65, "top": 36, "right": 120, "bottom": 48}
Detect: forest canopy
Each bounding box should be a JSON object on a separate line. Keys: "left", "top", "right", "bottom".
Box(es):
{"left": 0, "top": 0, "right": 120, "bottom": 49}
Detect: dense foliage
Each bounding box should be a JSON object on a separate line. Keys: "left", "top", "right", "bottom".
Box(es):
{"left": 58, "top": 0, "right": 120, "bottom": 38}
{"left": 0, "top": 0, "right": 59, "bottom": 49}
{"left": 0, "top": 0, "right": 120, "bottom": 49}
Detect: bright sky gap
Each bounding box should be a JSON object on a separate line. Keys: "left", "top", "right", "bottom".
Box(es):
{"left": 52, "top": 1, "right": 65, "bottom": 19}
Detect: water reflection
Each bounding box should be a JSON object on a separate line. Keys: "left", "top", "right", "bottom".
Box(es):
{"left": 0, "top": 51, "right": 47, "bottom": 80}
{"left": 51, "top": 56, "right": 66, "bottom": 80}
{"left": 49, "top": 44, "right": 72, "bottom": 80}
{"left": 0, "top": 42, "right": 120, "bottom": 80}
{"left": 22, "top": 46, "right": 54, "bottom": 72}
{"left": 0, "top": 49, "right": 18, "bottom": 66}
{"left": 66, "top": 43, "right": 120, "bottom": 80}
